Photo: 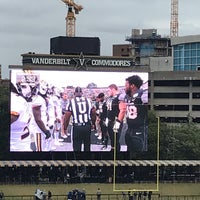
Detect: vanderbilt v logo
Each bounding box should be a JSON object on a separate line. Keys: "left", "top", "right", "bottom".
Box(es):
{"left": 79, "top": 59, "right": 85, "bottom": 66}
{"left": 73, "top": 52, "right": 90, "bottom": 70}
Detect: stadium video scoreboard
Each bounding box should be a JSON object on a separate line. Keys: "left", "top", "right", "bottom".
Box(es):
{"left": 10, "top": 52, "right": 150, "bottom": 153}
{"left": 9, "top": 53, "right": 160, "bottom": 192}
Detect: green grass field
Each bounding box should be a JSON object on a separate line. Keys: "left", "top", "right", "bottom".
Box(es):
{"left": 0, "top": 183, "right": 200, "bottom": 197}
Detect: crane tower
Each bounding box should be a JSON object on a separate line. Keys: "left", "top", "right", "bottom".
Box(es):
{"left": 170, "top": 0, "right": 178, "bottom": 37}
{"left": 61, "top": 0, "right": 83, "bottom": 37}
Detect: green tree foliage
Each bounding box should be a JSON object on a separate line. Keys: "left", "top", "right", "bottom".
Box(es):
{"left": 145, "top": 110, "right": 159, "bottom": 159}
{"left": 146, "top": 110, "right": 200, "bottom": 160}
{"left": 166, "top": 122, "right": 200, "bottom": 159}
{"left": 0, "top": 83, "right": 10, "bottom": 159}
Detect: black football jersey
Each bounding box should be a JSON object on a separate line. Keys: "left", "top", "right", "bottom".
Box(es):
{"left": 125, "top": 92, "right": 147, "bottom": 128}
{"left": 106, "top": 95, "right": 120, "bottom": 121}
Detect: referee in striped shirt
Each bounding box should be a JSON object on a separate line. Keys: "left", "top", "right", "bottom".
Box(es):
{"left": 62, "top": 87, "right": 96, "bottom": 151}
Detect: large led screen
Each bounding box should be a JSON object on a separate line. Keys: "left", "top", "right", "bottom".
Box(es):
{"left": 10, "top": 69, "right": 148, "bottom": 152}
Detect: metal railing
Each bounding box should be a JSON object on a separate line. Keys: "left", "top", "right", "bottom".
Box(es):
{"left": 1, "top": 194, "right": 200, "bottom": 200}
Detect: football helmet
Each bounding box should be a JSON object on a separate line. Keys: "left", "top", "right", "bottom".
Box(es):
{"left": 15, "top": 72, "right": 40, "bottom": 100}
{"left": 52, "top": 86, "right": 61, "bottom": 98}
{"left": 18, "top": 82, "right": 32, "bottom": 99}
{"left": 38, "top": 80, "right": 49, "bottom": 96}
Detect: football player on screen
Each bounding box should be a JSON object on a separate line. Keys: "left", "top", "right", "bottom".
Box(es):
{"left": 10, "top": 82, "right": 32, "bottom": 151}
{"left": 124, "top": 75, "right": 148, "bottom": 154}
{"left": 50, "top": 86, "right": 64, "bottom": 147}
{"left": 30, "top": 79, "right": 52, "bottom": 151}
{"left": 15, "top": 74, "right": 52, "bottom": 152}
{"left": 95, "top": 93, "right": 109, "bottom": 150}
{"left": 105, "top": 84, "right": 126, "bottom": 152}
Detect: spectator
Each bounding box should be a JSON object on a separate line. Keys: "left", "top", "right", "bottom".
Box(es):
{"left": 129, "top": 192, "right": 133, "bottom": 200}
{"left": 0, "top": 191, "right": 4, "bottom": 200}
{"left": 133, "top": 192, "right": 137, "bottom": 200}
{"left": 72, "top": 188, "right": 79, "bottom": 200}
{"left": 80, "top": 189, "right": 86, "bottom": 200}
{"left": 67, "top": 191, "right": 73, "bottom": 200}
{"left": 143, "top": 191, "right": 147, "bottom": 200}
{"left": 96, "top": 188, "right": 101, "bottom": 200}
{"left": 138, "top": 192, "right": 142, "bottom": 200}
{"left": 47, "top": 191, "right": 52, "bottom": 200}
{"left": 148, "top": 191, "right": 152, "bottom": 200}
{"left": 122, "top": 191, "right": 126, "bottom": 200}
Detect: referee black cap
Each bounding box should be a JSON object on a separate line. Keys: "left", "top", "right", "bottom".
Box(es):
{"left": 74, "top": 86, "right": 83, "bottom": 96}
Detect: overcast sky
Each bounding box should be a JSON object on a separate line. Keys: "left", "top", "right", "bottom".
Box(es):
{"left": 1, "top": 0, "right": 200, "bottom": 79}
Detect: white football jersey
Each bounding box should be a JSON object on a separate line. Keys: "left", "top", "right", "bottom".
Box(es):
{"left": 29, "top": 95, "right": 48, "bottom": 133}
{"left": 10, "top": 92, "right": 32, "bottom": 151}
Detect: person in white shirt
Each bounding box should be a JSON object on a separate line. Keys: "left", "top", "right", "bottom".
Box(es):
{"left": 10, "top": 82, "right": 32, "bottom": 151}
{"left": 29, "top": 80, "right": 51, "bottom": 151}
{"left": 50, "top": 86, "right": 63, "bottom": 146}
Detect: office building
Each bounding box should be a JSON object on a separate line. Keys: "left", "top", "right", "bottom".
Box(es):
{"left": 122, "top": 29, "right": 171, "bottom": 64}
{"left": 171, "top": 35, "right": 200, "bottom": 71}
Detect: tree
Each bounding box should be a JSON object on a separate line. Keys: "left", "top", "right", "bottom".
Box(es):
{"left": 0, "top": 83, "right": 10, "bottom": 159}
{"left": 167, "top": 122, "right": 200, "bottom": 159}
{"left": 143, "top": 110, "right": 200, "bottom": 160}
{"left": 158, "top": 115, "right": 200, "bottom": 160}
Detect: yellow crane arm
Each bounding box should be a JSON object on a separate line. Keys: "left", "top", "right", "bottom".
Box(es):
{"left": 61, "top": 0, "right": 83, "bottom": 13}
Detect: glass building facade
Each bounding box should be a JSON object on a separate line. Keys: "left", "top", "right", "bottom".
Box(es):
{"left": 172, "top": 36, "right": 200, "bottom": 71}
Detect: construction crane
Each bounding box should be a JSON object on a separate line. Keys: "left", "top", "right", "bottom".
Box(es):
{"left": 61, "top": 0, "right": 83, "bottom": 37}
{"left": 170, "top": 0, "right": 178, "bottom": 37}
